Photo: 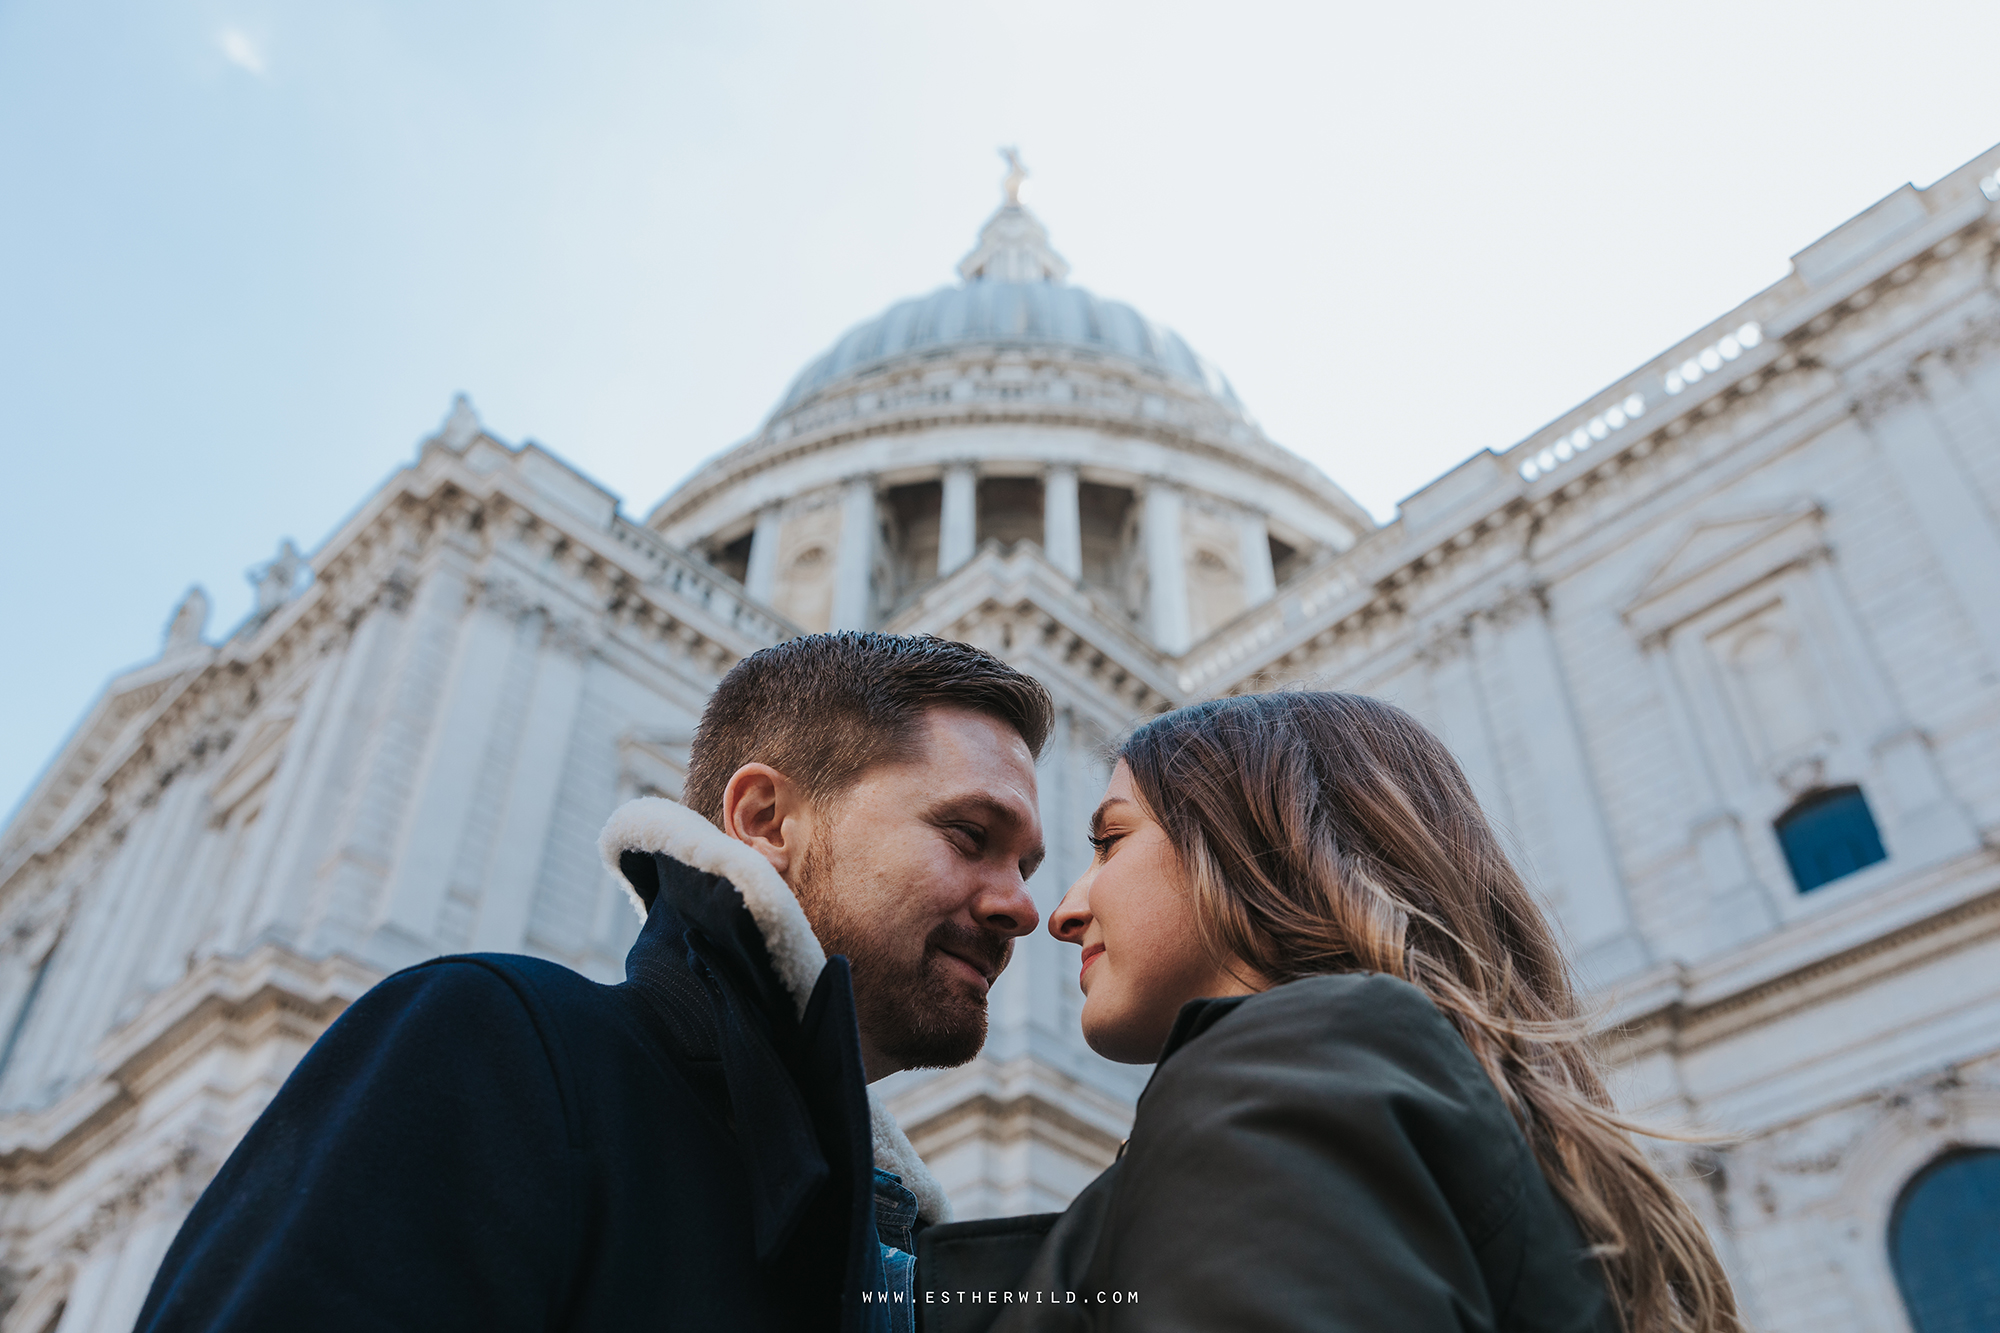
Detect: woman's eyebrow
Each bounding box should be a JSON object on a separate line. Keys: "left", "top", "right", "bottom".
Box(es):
{"left": 1089, "top": 797, "right": 1134, "bottom": 838}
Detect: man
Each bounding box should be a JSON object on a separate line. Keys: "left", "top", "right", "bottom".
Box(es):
{"left": 136, "top": 632, "right": 1051, "bottom": 1332}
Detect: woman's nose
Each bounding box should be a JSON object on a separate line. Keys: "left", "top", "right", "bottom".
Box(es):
{"left": 1048, "top": 876, "right": 1092, "bottom": 942}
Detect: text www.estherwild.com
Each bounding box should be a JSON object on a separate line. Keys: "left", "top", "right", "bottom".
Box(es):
{"left": 862, "top": 1290, "right": 1140, "bottom": 1306}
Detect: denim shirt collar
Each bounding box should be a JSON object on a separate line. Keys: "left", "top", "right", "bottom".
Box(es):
{"left": 872, "top": 1168, "right": 920, "bottom": 1255}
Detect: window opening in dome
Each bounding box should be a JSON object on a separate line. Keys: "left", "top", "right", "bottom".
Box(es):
{"left": 1078, "top": 482, "right": 1142, "bottom": 619}
{"left": 1775, "top": 785, "right": 1887, "bottom": 892}
{"left": 977, "top": 477, "right": 1045, "bottom": 555}
{"left": 705, "top": 530, "right": 753, "bottom": 586}
{"left": 1889, "top": 1148, "right": 2000, "bottom": 1333}
{"left": 882, "top": 480, "right": 943, "bottom": 608}
{"left": 1269, "top": 535, "right": 1304, "bottom": 587}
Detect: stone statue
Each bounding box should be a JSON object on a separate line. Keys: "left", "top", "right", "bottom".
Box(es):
{"left": 250, "top": 540, "right": 306, "bottom": 616}
{"left": 1000, "top": 146, "right": 1027, "bottom": 207}
{"left": 162, "top": 586, "right": 210, "bottom": 655}
{"left": 437, "top": 393, "right": 482, "bottom": 451}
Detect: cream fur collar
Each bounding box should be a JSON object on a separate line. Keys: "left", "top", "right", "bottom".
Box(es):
{"left": 598, "top": 796, "right": 951, "bottom": 1225}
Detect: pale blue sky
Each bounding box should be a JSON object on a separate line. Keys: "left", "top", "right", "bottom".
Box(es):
{"left": 5, "top": 0, "right": 1999, "bottom": 816}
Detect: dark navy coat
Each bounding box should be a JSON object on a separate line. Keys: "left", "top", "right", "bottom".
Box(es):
{"left": 136, "top": 834, "right": 891, "bottom": 1332}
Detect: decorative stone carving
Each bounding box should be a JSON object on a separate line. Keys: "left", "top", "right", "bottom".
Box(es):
{"left": 161, "top": 587, "right": 209, "bottom": 657}
{"left": 436, "top": 393, "right": 482, "bottom": 451}
{"left": 247, "top": 539, "right": 306, "bottom": 617}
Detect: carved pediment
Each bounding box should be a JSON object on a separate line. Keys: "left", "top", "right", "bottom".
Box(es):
{"left": 882, "top": 541, "right": 1179, "bottom": 718}
{"left": 0, "top": 661, "right": 206, "bottom": 867}
{"left": 1623, "top": 502, "right": 1827, "bottom": 639}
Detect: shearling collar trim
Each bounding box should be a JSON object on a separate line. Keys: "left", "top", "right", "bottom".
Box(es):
{"left": 597, "top": 796, "right": 952, "bottom": 1225}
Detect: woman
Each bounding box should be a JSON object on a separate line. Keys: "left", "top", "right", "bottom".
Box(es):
{"left": 986, "top": 692, "right": 1738, "bottom": 1333}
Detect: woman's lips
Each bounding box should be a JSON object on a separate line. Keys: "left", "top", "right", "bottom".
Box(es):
{"left": 1079, "top": 944, "right": 1105, "bottom": 989}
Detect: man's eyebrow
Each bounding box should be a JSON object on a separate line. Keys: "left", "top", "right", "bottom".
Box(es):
{"left": 928, "top": 794, "right": 1028, "bottom": 826}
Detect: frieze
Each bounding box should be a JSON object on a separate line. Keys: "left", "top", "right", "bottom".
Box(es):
{"left": 1847, "top": 369, "right": 1923, "bottom": 424}
{"left": 1477, "top": 582, "right": 1549, "bottom": 631}
{"left": 1410, "top": 618, "right": 1473, "bottom": 668}
{"left": 49, "top": 1135, "right": 216, "bottom": 1260}
{"left": 1603, "top": 875, "right": 2000, "bottom": 1056}
{"left": 650, "top": 349, "right": 1350, "bottom": 532}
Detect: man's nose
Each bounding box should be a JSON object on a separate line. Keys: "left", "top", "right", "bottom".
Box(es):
{"left": 976, "top": 874, "right": 1040, "bottom": 939}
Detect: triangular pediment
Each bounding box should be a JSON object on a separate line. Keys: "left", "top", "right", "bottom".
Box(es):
{"left": 1, "top": 657, "right": 208, "bottom": 868}
{"left": 882, "top": 541, "right": 1180, "bottom": 722}
{"left": 1636, "top": 516, "right": 1784, "bottom": 601}
{"left": 1623, "top": 501, "right": 1825, "bottom": 636}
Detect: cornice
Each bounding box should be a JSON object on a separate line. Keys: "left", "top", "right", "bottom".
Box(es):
{"left": 0, "top": 944, "right": 377, "bottom": 1194}
{"left": 1597, "top": 851, "right": 2000, "bottom": 1062}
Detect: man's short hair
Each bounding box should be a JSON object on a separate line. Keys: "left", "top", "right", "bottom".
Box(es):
{"left": 681, "top": 632, "right": 1055, "bottom": 822}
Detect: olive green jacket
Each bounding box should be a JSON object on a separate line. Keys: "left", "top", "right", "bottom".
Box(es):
{"left": 925, "top": 973, "right": 1616, "bottom": 1333}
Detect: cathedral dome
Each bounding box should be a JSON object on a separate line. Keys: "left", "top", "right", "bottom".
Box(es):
{"left": 774, "top": 277, "right": 1243, "bottom": 418}
{"left": 646, "top": 158, "right": 1375, "bottom": 651}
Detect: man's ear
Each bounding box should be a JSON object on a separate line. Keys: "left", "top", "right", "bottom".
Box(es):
{"left": 719, "top": 763, "right": 815, "bottom": 879}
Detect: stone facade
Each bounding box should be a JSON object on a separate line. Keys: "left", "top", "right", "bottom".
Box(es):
{"left": 4, "top": 147, "right": 2000, "bottom": 1330}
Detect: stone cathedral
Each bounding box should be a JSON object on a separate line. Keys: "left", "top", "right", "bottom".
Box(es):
{"left": 5, "top": 144, "right": 2000, "bottom": 1333}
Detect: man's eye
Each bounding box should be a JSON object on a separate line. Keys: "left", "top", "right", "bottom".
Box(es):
{"left": 949, "top": 824, "right": 987, "bottom": 853}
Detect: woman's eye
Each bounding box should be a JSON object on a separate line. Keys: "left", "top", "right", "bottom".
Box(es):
{"left": 1087, "top": 833, "right": 1121, "bottom": 858}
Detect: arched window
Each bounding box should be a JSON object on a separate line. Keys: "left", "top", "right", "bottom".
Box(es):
{"left": 1890, "top": 1148, "right": 2000, "bottom": 1333}
{"left": 1774, "top": 785, "right": 1885, "bottom": 892}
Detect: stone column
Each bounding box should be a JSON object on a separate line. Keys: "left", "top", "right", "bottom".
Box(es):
{"left": 1478, "top": 588, "right": 1647, "bottom": 985}
{"left": 1144, "top": 482, "right": 1191, "bottom": 654}
{"left": 829, "top": 477, "right": 877, "bottom": 630}
{"left": 1793, "top": 555, "right": 1976, "bottom": 863}
{"left": 744, "top": 506, "right": 783, "bottom": 603}
{"left": 1865, "top": 365, "right": 2000, "bottom": 669}
{"left": 939, "top": 464, "right": 978, "bottom": 576}
{"left": 1421, "top": 627, "right": 1514, "bottom": 829}
{"left": 1643, "top": 635, "right": 1774, "bottom": 949}
{"left": 1236, "top": 511, "right": 1277, "bottom": 605}
{"left": 470, "top": 624, "right": 591, "bottom": 953}
{"left": 375, "top": 581, "right": 526, "bottom": 951}
{"left": 1043, "top": 465, "right": 1082, "bottom": 580}
{"left": 239, "top": 616, "right": 391, "bottom": 946}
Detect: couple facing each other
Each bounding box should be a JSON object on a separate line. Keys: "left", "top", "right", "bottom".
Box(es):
{"left": 136, "top": 632, "right": 1738, "bottom": 1333}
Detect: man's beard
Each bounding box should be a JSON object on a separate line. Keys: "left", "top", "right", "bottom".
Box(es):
{"left": 793, "top": 832, "right": 1011, "bottom": 1070}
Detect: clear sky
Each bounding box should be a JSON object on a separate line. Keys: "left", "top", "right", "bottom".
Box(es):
{"left": 5, "top": 0, "right": 1999, "bottom": 818}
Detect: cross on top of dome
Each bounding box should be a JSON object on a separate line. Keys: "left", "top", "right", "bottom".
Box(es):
{"left": 957, "top": 147, "right": 1071, "bottom": 285}
{"left": 1000, "top": 146, "right": 1027, "bottom": 205}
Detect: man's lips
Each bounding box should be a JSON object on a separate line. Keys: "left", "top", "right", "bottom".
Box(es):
{"left": 937, "top": 947, "right": 994, "bottom": 994}
{"left": 1079, "top": 944, "right": 1105, "bottom": 989}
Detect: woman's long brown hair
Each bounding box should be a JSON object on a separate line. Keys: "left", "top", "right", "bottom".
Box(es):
{"left": 1120, "top": 691, "right": 1739, "bottom": 1333}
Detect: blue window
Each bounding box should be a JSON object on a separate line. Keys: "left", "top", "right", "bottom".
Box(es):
{"left": 1891, "top": 1149, "right": 2000, "bottom": 1333}
{"left": 1774, "top": 785, "right": 1886, "bottom": 892}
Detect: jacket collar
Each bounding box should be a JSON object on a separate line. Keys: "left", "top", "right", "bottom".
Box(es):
{"left": 598, "top": 796, "right": 951, "bottom": 1225}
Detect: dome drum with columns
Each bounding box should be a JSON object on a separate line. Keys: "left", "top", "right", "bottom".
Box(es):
{"left": 650, "top": 181, "right": 1373, "bottom": 655}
